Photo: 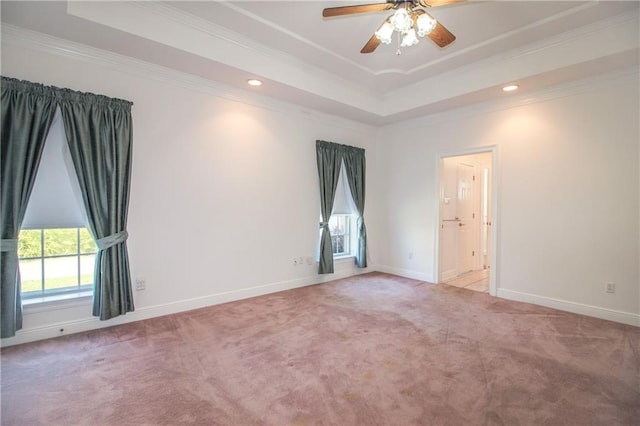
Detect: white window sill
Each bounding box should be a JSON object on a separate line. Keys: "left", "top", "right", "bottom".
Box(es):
{"left": 333, "top": 255, "right": 356, "bottom": 262}
{"left": 23, "top": 291, "right": 92, "bottom": 312}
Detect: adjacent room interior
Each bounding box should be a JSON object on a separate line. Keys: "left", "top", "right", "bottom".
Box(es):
{"left": 1, "top": 1, "right": 638, "bottom": 424}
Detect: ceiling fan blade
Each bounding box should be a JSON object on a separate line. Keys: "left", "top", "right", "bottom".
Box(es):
{"left": 323, "top": 3, "right": 394, "bottom": 18}
{"left": 361, "top": 18, "right": 390, "bottom": 53}
{"left": 419, "top": 0, "right": 465, "bottom": 8}
{"left": 427, "top": 21, "right": 456, "bottom": 47}
{"left": 361, "top": 34, "right": 382, "bottom": 54}
{"left": 413, "top": 9, "right": 456, "bottom": 47}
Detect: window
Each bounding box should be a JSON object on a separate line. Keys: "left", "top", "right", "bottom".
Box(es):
{"left": 18, "top": 228, "right": 97, "bottom": 298}
{"left": 329, "top": 214, "right": 352, "bottom": 256}
{"left": 18, "top": 109, "right": 94, "bottom": 300}
{"left": 328, "top": 160, "right": 357, "bottom": 258}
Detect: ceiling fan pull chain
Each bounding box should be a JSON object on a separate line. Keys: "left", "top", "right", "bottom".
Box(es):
{"left": 396, "top": 33, "right": 402, "bottom": 55}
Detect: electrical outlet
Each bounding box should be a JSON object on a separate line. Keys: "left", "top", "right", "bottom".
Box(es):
{"left": 136, "top": 277, "right": 146, "bottom": 291}
{"left": 605, "top": 282, "right": 615, "bottom": 293}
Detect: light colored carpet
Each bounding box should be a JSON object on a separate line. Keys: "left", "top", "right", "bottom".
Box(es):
{"left": 2, "top": 272, "right": 639, "bottom": 425}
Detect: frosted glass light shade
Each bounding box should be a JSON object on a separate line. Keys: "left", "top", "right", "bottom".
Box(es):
{"left": 375, "top": 21, "right": 394, "bottom": 44}
{"left": 417, "top": 13, "right": 437, "bottom": 37}
{"left": 401, "top": 28, "right": 419, "bottom": 47}
{"left": 390, "top": 8, "right": 412, "bottom": 33}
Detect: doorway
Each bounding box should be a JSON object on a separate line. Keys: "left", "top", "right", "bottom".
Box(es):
{"left": 437, "top": 150, "right": 494, "bottom": 294}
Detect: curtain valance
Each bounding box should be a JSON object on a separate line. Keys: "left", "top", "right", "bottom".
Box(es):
{"left": 1, "top": 77, "right": 133, "bottom": 110}
{"left": 316, "top": 140, "right": 364, "bottom": 156}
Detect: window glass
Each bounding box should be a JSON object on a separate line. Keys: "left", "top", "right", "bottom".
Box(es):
{"left": 18, "top": 229, "right": 42, "bottom": 258}
{"left": 19, "top": 258, "right": 42, "bottom": 293}
{"left": 44, "top": 228, "right": 77, "bottom": 256}
{"left": 18, "top": 228, "right": 96, "bottom": 297}
{"left": 44, "top": 256, "right": 78, "bottom": 291}
{"left": 79, "top": 228, "right": 97, "bottom": 254}
{"left": 80, "top": 254, "right": 96, "bottom": 285}
{"left": 329, "top": 214, "right": 351, "bottom": 257}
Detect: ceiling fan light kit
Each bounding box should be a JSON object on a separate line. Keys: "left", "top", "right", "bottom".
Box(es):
{"left": 400, "top": 27, "right": 420, "bottom": 48}
{"left": 323, "top": 0, "right": 461, "bottom": 54}
{"left": 375, "top": 21, "right": 394, "bottom": 44}
{"left": 416, "top": 13, "right": 437, "bottom": 37}
{"left": 389, "top": 8, "right": 413, "bottom": 33}
{"left": 379, "top": 7, "right": 436, "bottom": 50}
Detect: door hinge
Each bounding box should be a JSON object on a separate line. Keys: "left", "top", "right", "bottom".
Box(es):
{"left": 472, "top": 212, "right": 475, "bottom": 219}
{"left": 473, "top": 175, "right": 476, "bottom": 181}
{"left": 472, "top": 250, "right": 475, "bottom": 256}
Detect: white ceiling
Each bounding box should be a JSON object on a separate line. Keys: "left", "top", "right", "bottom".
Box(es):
{"left": 2, "top": 1, "right": 639, "bottom": 125}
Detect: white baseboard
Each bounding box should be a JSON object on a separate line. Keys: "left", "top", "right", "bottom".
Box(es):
{"left": 5, "top": 268, "right": 636, "bottom": 347}
{"left": 497, "top": 288, "right": 640, "bottom": 327}
{"left": 1, "top": 267, "right": 373, "bottom": 347}
{"left": 376, "top": 265, "right": 434, "bottom": 283}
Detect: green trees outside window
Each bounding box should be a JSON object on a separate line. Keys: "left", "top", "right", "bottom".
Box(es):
{"left": 18, "top": 228, "right": 97, "bottom": 295}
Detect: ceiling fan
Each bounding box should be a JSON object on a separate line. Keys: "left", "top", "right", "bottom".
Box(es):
{"left": 322, "top": 0, "right": 463, "bottom": 54}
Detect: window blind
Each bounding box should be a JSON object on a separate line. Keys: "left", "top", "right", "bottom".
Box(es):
{"left": 331, "top": 161, "right": 357, "bottom": 215}
{"left": 21, "top": 108, "right": 88, "bottom": 229}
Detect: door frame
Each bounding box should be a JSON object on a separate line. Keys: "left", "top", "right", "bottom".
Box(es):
{"left": 434, "top": 146, "right": 498, "bottom": 296}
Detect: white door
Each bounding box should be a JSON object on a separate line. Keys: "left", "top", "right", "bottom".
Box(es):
{"left": 481, "top": 167, "right": 492, "bottom": 269}
{"left": 457, "top": 163, "right": 475, "bottom": 274}
{"left": 440, "top": 157, "right": 459, "bottom": 281}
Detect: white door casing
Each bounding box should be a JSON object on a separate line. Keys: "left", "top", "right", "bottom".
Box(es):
{"left": 436, "top": 148, "right": 496, "bottom": 295}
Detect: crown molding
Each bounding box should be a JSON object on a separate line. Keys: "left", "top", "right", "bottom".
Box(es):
{"left": 218, "top": 1, "right": 375, "bottom": 75}
{"left": 385, "top": 66, "right": 639, "bottom": 129}
{"left": 65, "top": 1, "right": 383, "bottom": 115}
{"left": 383, "top": 8, "right": 639, "bottom": 116}
{"left": 209, "top": 1, "right": 614, "bottom": 79}
{"left": 401, "top": 1, "right": 600, "bottom": 76}
{"left": 1, "top": 24, "right": 376, "bottom": 132}
{"left": 510, "top": 8, "right": 640, "bottom": 61}
{"left": 3, "top": 5, "right": 637, "bottom": 129}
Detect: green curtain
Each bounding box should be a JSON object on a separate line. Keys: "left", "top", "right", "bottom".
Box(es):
{"left": 1, "top": 77, "right": 57, "bottom": 337}
{"left": 316, "top": 140, "right": 343, "bottom": 274}
{"left": 1, "top": 76, "right": 134, "bottom": 329}
{"left": 343, "top": 146, "right": 367, "bottom": 268}
{"left": 59, "top": 92, "right": 134, "bottom": 320}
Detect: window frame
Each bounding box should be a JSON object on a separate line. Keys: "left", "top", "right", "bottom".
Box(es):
{"left": 19, "top": 227, "right": 96, "bottom": 299}
{"left": 329, "top": 213, "right": 355, "bottom": 258}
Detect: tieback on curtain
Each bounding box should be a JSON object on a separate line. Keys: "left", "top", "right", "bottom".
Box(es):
{"left": 356, "top": 216, "right": 367, "bottom": 237}
{"left": 319, "top": 222, "right": 329, "bottom": 229}
{"left": 1, "top": 239, "right": 18, "bottom": 252}
{"left": 96, "top": 231, "right": 129, "bottom": 250}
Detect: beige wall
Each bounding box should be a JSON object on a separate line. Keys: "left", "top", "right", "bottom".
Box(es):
{"left": 1, "top": 25, "right": 638, "bottom": 346}
{"left": 376, "top": 70, "right": 640, "bottom": 324}
{"left": 1, "top": 30, "right": 381, "bottom": 345}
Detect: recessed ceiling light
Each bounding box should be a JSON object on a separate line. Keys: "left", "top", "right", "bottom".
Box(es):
{"left": 502, "top": 84, "right": 519, "bottom": 92}
{"left": 247, "top": 79, "right": 262, "bottom": 87}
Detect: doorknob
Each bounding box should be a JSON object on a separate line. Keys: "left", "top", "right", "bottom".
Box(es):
{"left": 458, "top": 222, "right": 464, "bottom": 227}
